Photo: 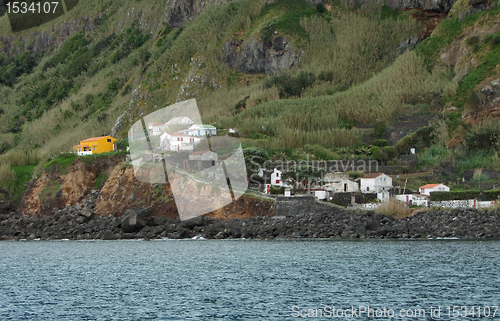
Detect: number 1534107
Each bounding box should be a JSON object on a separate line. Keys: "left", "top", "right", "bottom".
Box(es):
{"left": 6, "top": 2, "right": 59, "bottom": 14}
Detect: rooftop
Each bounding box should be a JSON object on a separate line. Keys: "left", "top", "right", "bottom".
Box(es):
{"left": 420, "top": 184, "right": 443, "bottom": 189}
{"left": 362, "top": 173, "right": 384, "bottom": 179}
{"left": 80, "top": 136, "right": 115, "bottom": 142}
{"left": 190, "top": 124, "right": 216, "bottom": 129}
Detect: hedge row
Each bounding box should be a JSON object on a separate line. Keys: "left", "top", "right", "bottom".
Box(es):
{"left": 430, "top": 190, "right": 500, "bottom": 201}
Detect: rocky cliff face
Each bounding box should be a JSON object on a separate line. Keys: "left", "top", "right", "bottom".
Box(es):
{"left": 1, "top": 16, "right": 100, "bottom": 57}
{"left": 17, "top": 156, "right": 274, "bottom": 220}
{"left": 19, "top": 157, "right": 120, "bottom": 217}
{"left": 220, "top": 35, "right": 301, "bottom": 75}
{"left": 165, "top": 0, "right": 239, "bottom": 27}
{"left": 462, "top": 77, "right": 500, "bottom": 124}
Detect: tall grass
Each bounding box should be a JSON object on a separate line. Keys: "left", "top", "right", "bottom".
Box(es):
{"left": 0, "top": 163, "right": 16, "bottom": 184}
{"left": 0, "top": 149, "right": 44, "bottom": 166}
{"left": 376, "top": 198, "right": 412, "bottom": 219}
{"left": 418, "top": 144, "right": 451, "bottom": 167}
{"left": 301, "top": 13, "right": 419, "bottom": 90}
{"left": 222, "top": 51, "right": 454, "bottom": 148}
{"left": 454, "top": 151, "right": 500, "bottom": 170}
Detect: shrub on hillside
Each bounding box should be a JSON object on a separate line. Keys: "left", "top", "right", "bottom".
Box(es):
{"left": 372, "top": 139, "right": 389, "bottom": 147}
{"left": 465, "top": 120, "right": 500, "bottom": 151}
{"left": 264, "top": 71, "right": 316, "bottom": 98}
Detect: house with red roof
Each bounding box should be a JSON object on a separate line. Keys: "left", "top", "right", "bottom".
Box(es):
{"left": 419, "top": 183, "right": 449, "bottom": 196}
{"left": 160, "top": 132, "right": 201, "bottom": 152}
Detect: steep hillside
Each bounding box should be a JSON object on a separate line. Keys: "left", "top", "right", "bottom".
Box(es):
{"left": 0, "top": 0, "right": 500, "bottom": 210}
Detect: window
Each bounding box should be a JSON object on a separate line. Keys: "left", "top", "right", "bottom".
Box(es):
{"left": 276, "top": 180, "right": 280, "bottom": 184}
{"left": 367, "top": 187, "right": 369, "bottom": 191}
{"left": 107, "top": 138, "right": 111, "bottom": 142}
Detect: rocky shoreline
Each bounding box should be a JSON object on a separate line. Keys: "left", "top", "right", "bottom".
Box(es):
{"left": 1, "top": 192, "right": 499, "bottom": 240}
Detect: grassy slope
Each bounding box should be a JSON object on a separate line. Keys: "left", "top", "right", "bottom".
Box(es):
{"left": 414, "top": 0, "right": 500, "bottom": 172}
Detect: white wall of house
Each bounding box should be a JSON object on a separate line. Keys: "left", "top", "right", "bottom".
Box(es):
{"left": 76, "top": 151, "right": 93, "bottom": 156}
{"left": 271, "top": 168, "right": 283, "bottom": 186}
{"left": 148, "top": 123, "right": 165, "bottom": 136}
{"left": 324, "top": 179, "right": 359, "bottom": 193}
{"left": 420, "top": 184, "right": 450, "bottom": 196}
{"left": 313, "top": 190, "right": 327, "bottom": 200}
{"left": 360, "top": 174, "right": 392, "bottom": 193}
{"left": 377, "top": 190, "right": 390, "bottom": 203}
{"left": 184, "top": 125, "right": 217, "bottom": 136}
{"left": 160, "top": 133, "right": 199, "bottom": 152}
{"left": 395, "top": 194, "right": 429, "bottom": 207}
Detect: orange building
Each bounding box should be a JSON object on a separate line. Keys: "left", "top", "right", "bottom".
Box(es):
{"left": 73, "top": 136, "right": 117, "bottom": 155}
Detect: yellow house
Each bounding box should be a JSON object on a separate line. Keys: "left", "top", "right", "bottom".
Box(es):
{"left": 73, "top": 136, "right": 117, "bottom": 156}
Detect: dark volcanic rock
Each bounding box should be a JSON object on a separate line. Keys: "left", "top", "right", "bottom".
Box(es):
{"left": 219, "top": 36, "right": 301, "bottom": 75}
{"left": 121, "top": 207, "right": 151, "bottom": 233}
{"left": 100, "top": 230, "right": 116, "bottom": 240}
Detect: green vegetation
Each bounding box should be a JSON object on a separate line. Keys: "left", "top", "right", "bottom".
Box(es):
{"left": 44, "top": 153, "right": 77, "bottom": 174}
{"left": 0, "top": 164, "right": 36, "bottom": 205}
{"left": 40, "top": 180, "right": 62, "bottom": 199}
{"left": 95, "top": 171, "right": 109, "bottom": 189}
{"left": 430, "top": 190, "right": 500, "bottom": 201}
{"left": 418, "top": 144, "right": 451, "bottom": 167}
{"left": 260, "top": 0, "right": 317, "bottom": 44}
{"left": 1, "top": 0, "right": 500, "bottom": 207}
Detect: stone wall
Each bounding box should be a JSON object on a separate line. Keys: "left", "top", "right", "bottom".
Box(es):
{"left": 430, "top": 200, "right": 474, "bottom": 208}
{"left": 331, "top": 192, "right": 377, "bottom": 206}
{"left": 275, "top": 196, "right": 343, "bottom": 216}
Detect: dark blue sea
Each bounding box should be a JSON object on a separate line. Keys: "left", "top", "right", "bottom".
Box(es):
{"left": 0, "top": 239, "right": 499, "bottom": 320}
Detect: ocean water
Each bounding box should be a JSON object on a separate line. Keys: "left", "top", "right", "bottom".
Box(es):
{"left": 0, "top": 239, "right": 499, "bottom": 320}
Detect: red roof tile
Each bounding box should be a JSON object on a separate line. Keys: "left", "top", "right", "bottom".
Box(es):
{"left": 420, "top": 184, "right": 442, "bottom": 189}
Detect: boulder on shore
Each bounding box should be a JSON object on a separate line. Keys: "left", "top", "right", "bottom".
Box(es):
{"left": 121, "top": 207, "right": 151, "bottom": 233}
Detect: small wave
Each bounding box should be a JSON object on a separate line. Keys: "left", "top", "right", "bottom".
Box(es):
{"left": 427, "top": 237, "right": 461, "bottom": 240}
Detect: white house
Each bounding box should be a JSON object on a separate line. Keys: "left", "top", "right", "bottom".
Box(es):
{"left": 183, "top": 124, "right": 217, "bottom": 137}
{"left": 419, "top": 183, "right": 449, "bottom": 196}
{"left": 323, "top": 172, "right": 359, "bottom": 193}
{"left": 311, "top": 189, "right": 327, "bottom": 200}
{"left": 359, "top": 173, "right": 392, "bottom": 193}
{"left": 271, "top": 168, "right": 283, "bottom": 186}
{"left": 396, "top": 194, "right": 429, "bottom": 207}
{"left": 377, "top": 190, "right": 390, "bottom": 203}
{"left": 148, "top": 122, "right": 165, "bottom": 136}
{"left": 160, "top": 132, "right": 201, "bottom": 152}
